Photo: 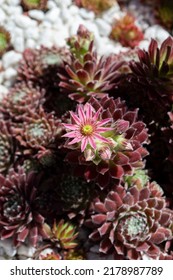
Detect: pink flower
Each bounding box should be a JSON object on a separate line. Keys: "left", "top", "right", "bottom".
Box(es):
{"left": 63, "top": 103, "right": 112, "bottom": 152}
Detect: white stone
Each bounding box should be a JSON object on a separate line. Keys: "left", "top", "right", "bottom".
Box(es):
{"left": 0, "top": 9, "right": 6, "bottom": 23}
{"left": 26, "top": 39, "right": 36, "bottom": 49}
{"left": 38, "top": 248, "right": 54, "bottom": 259}
{"left": 11, "top": 27, "right": 23, "bottom": 41}
{"left": 52, "top": 30, "right": 67, "bottom": 47}
{"left": 13, "top": 36, "right": 25, "bottom": 52}
{"left": 68, "top": 5, "right": 80, "bottom": 15}
{"left": 40, "top": 21, "right": 52, "bottom": 28}
{"left": 15, "top": 15, "right": 37, "bottom": 29}
{"left": 69, "top": 19, "right": 85, "bottom": 36}
{"left": 4, "top": 67, "right": 17, "bottom": 81}
{"left": 47, "top": 0, "right": 57, "bottom": 9}
{"left": 1, "top": 4, "right": 9, "bottom": 14}
{"left": 2, "top": 51, "right": 22, "bottom": 69}
{"left": 0, "top": 85, "right": 8, "bottom": 100}
{"left": 7, "top": 0, "right": 20, "bottom": 5}
{"left": 17, "top": 245, "right": 36, "bottom": 258}
{"left": 45, "top": 8, "right": 60, "bottom": 23}
{"left": 4, "top": 21, "right": 16, "bottom": 33}
{"left": 6, "top": 6, "right": 23, "bottom": 16}
{"left": 102, "top": 4, "right": 121, "bottom": 23}
{"left": 138, "top": 39, "right": 150, "bottom": 50}
{"left": 0, "top": 72, "right": 4, "bottom": 84}
{"left": 3, "top": 80, "right": 14, "bottom": 88}
{"left": 79, "top": 8, "right": 95, "bottom": 20}
{"left": 28, "top": 10, "right": 45, "bottom": 21}
{"left": 55, "top": 0, "right": 72, "bottom": 7}
{"left": 82, "top": 21, "right": 99, "bottom": 38}
{"left": 61, "top": 8, "right": 71, "bottom": 22}
{"left": 95, "top": 18, "right": 111, "bottom": 37}
{"left": 144, "top": 25, "right": 170, "bottom": 43}
{"left": 0, "top": 240, "right": 16, "bottom": 257}
{"left": 25, "top": 27, "right": 39, "bottom": 40}
{"left": 39, "top": 29, "right": 54, "bottom": 47}
{"left": 52, "top": 19, "right": 64, "bottom": 30}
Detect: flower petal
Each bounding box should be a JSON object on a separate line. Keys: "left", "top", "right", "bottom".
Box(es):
{"left": 81, "top": 137, "right": 88, "bottom": 152}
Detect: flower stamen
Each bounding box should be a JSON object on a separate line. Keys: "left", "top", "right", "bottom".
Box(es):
{"left": 81, "top": 124, "right": 94, "bottom": 136}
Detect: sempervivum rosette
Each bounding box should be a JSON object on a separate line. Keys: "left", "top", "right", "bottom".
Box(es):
{"left": 0, "top": 168, "right": 45, "bottom": 247}
{"left": 17, "top": 46, "right": 71, "bottom": 89}
{"left": 59, "top": 25, "right": 123, "bottom": 103}
{"left": 88, "top": 184, "right": 173, "bottom": 259}
{"left": 0, "top": 82, "right": 45, "bottom": 120}
{"left": 21, "top": 0, "right": 48, "bottom": 11}
{"left": 129, "top": 37, "right": 173, "bottom": 107}
{"left": 0, "top": 120, "right": 14, "bottom": 174}
{"left": 12, "top": 106, "right": 61, "bottom": 163}
{"left": 62, "top": 96, "right": 148, "bottom": 189}
{"left": 43, "top": 219, "right": 79, "bottom": 250}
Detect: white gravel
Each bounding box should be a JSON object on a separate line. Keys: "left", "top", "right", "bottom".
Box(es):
{"left": 0, "top": 0, "right": 171, "bottom": 259}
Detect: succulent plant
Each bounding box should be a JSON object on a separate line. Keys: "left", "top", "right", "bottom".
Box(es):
{"left": 0, "top": 168, "right": 45, "bottom": 247}
{"left": 63, "top": 96, "right": 148, "bottom": 189}
{"left": 21, "top": 0, "right": 48, "bottom": 11}
{"left": 0, "top": 82, "right": 45, "bottom": 120}
{"left": 125, "top": 169, "right": 149, "bottom": 189}
{"left": 43, "top": 220, "right": 78, "bottom": 250}
{"left": 88, "top": 184, "right": 173, "bottom": 259}
{"left": 129, "top": 37, "right": 173, "bottom": 107}
{"left": 0, "top": 26, "right": 11, "bottom": 57}
{"left": 156, "top": 0, "right": 173, "bottom": 30}
{"left": 40, "top": 251, "right": 61, "bottom": 260}
{"left": 17, "top": 46, "right": 71, "bottom": 89}
{"left": 0, "top": 121, "right": 14, "bottom": 174}
{"left": 58, "top": 174, "right": 92, "bottom": 212}
{"left": 64, "top": 249, "right": 85, "bottom": 260}
{"left": 74, "top": 0, "right": 117, "bottom": 15}
{"left": 59, "top": 25, "right": 123, "bottom": 103}
{"left": 12, "top": 106, "right": 61, "bottom": 157}
{"left": 110, "top": 14, "right": 144, "bottom": 48}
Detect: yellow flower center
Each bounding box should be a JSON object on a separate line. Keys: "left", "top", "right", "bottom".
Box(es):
{"left": 81, "top": 124, "right": 93, "bottom": 136}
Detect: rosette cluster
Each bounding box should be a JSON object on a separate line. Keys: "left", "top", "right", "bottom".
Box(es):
{"left": 63, "top": 96, "right": 148, "bottom": 188}
{"left": 88, "top": 184, "right": 173, "bottom": 259}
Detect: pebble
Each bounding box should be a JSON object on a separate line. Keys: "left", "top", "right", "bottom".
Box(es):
{"left": 15, "top": 15, "right": 37, "bottom": 29}
{"left": 28, "top": 10, "right": 45, "bottom": 21}
{"left": 6, "top": 6, "right": 22, "bottom": 16}
{"left": 4, "top": 67, "right": 17, "bottom": 81}
{"left": 17, "top": 245, "right": 36, "bottom": 258}
{"left": 2, "top": 51, "right": 22, "bottom": 69}
{"left": 45, "top": 8, "right": 60, "bottom": 23}
{"left": 68, "top": 5, "right": 80, "bottom": 15}
{"left": 12, "top": 27, "right": 23, "bottom": 39}
{"left": 13, "top": 36, "right": 25, "bottom": 52}
{"left": 95, "top": 18, "right": 111, "bottom": 37}
{"left": 0, "top": 85, "right": 8, "bottom": 100}
{"left": 25, "top": 27, "right": 39, "bottom": 40}
{"left": 47, "top": 0, "right": 57, "bottom": 9}
{"left": 39, "top": 29, "right": 54, "bottom": 47}
{"left": 0, "top": 9, "right": 6, "bottom": 23}
{"left": 79, "top": 8, "right": 95, "bottom": 20}
{"left": 138, "top": 39, "right": 150, "bottom": 50}
{"left": 102, "top": 5, "right": 121, "bottom": 24}
{"left": 0, "top": 72, "right": 4, "bottom": 84}
{"left": 144, "top": 25, "right": 170, "bottom": 43}
{"left": 0, "top": 240, "right": 16, "bottom": 257}
{"left": 55, "top": 0, "right": 72, "bottom": 7}
{"left": 7, "top": 0, "right": 20, "bottom": 5}
{"left": 26, "top": 39, "right": 36, "bottom": 49}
